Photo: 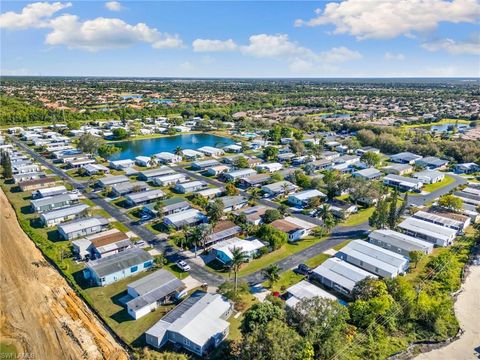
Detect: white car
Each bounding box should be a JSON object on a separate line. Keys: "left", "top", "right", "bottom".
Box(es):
{"left": 176, "top": 260, "right": 191, "bottom": 272}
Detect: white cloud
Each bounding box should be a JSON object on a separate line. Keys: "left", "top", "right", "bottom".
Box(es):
{"left": 192, "top": 38, "right": 237, "bottom": 52}
{"left": 44, "top": 15, "right": 183, "bottom": 51}
{"left": 384, "top": 52, "right": 406, "bottom": 60}
{"left": 422, "top": 37, "right": 480, "bottom": 55}
{"left": 105, "top": 1, "right": 123, "bottom": 12}
{"left": 240, "top": 34, "right": 310, "bottom": 58}
{"left": 318, "top": 46, "right": 362, "bottom": 63}
{"left": 296, "top": 0, "right": 480, "bottom": 40}
{"left": 0, "top": 1, "right": 71, "bottom": 29}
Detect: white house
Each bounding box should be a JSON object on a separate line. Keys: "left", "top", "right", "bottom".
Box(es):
{"left": 270, "top": 216, "right": 316, "bottom": 242}
{"left": 398, "top": 217, "right": 457, "bottom": 247}
{"left": 135, "top": 156, "right": 154, "bottom": 167}
{"left": 256, "top": 162, "right": 283, "bottom": 173}
{"left": 175, "top": 181, "right": 208, "bottom": 194}
{"left": 198, "top": 146, "right": 224, "bottom": 157}
{"left": 412, "top": 170, "right": 445, "bottom": 184}
{"left": 212, "top": 237, "right": 265, "bottom": 264}
{"left": 155, "top": 152, "right": 182, "bottom": 165}
{"left": 285, "top": 280, "right": 337, "bottom": 308}
{"left": 288, "top": 189, "right": 327, "bottom": 207}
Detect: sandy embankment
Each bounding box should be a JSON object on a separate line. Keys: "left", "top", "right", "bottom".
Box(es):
{"left": 415, "top": 265, "right": 480, "bottom": 360}
{"left": 0, "top": 189, "right": 129, "bottom": 360}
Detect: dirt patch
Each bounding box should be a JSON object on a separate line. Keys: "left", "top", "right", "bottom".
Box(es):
{"left": 415, "top": 266, "right": 480, "bottom": 360}
{"left": 0, "top": 189, "right": 129, "bottom": 360}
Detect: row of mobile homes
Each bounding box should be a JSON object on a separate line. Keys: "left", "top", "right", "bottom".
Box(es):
{"left": 72, "top": 229, "right": 132, "bottom": 260}
{"left": 58, "top": 216, "right": 110, "bottom": 240}
{"left": 412, "top": 211, "right": 466, "bottom": 234}
{"left": 30, "top": 193, "right": 79, "bottom": 213}
{"left": 40, "top": 204, "right": 89, "bottom": 227}
{"left": 368, "top": 230, "right": 434, "bottom": 257}
{"left": 398, "top": 217, "right": 456, "bottom": 246}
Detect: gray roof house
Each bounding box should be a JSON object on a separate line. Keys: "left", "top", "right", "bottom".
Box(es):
{"left": 125, "top": 189, "right": 166, "bottom": 207}
{"left": 261, "top": 180, "right": 298, "bottom": 197}
{"left": 311, "top": 257, "right": 377, "bottom": 297}
{"left": 97, "top": 175, "right": 130, "bottom": 188}
{"left": 175, "top": 181, "right": 208, "bottom": 194}
{"left": 412, "top": 170, "right": 445, "bottom": 184}
{"left": 191, "top": 159, "right": 220, "bottom": 170}
{"left": 412, "top": 210, "right": 465, "bottom": 234}
{"left": 40, "top": 204, "right": 89, "bottom": 227}
{"left": 219, "top": 196, "right": 248, "bottom": 212}
{"left": 163, "top": 208, "right": 208, "bottom": 229}
{"left": 398, "top": 217, "right": 457, "bottom": 247}
{"left": 138, "top": 167, "right": 176, "bottom": 181}
{"left": 111, "top": 181, "right": 148, "bottom": 197}
{"left": 30, "top": 193, "right": 79, "bottom": 213}
{"left": 352, "top": 167, "right": 382, "bottom": 180}
{"left": 383, "top": 174, "right": 423, "bottom": 191}
{"left": 84, "top": 248, "right": 153, "bottom": 286}
{"left": 336, "top": 240, "right": 409, "bottom": 278}
{"left": 145, "top": 291, "right": 232, "bottom": 356}
{"left": 57, "top": 216, "right": 109, "bottom": 240}
{"left": 126, "top": 269, "right": 185, "bottom": 320}
{"left": 368, "top": 229, "right": 434, "bottom": 257}
{"left": 414, "top": 156, "right": 449, "bottom": 170}
{"left": 390, "top": 152, "right": 423, "bottom": 164}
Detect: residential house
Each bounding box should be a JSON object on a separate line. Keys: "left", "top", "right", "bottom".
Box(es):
{"left": 126, "top": 269, "right": 185, "bottom": 320}
{"left": 311, "top": 159, "right": 333, "bottom": 171}
{"left": 109, "top": 159, "right": 135, "bottom": 170}
{"left": 175, "top": 181, "right": 208, "bottom": 194}
{"left": 383, "top": 174, "right": 423, "bottom": 191}
{"left": 125, "top": 189, "right": 166, "bottom": 207}
{"left": 412, "top": 210, "right": 466, "bottom": 234}
{"left": 72, "top": 229, "right": 131, "bottom": 260}
{"left": 58, "top": 216, "right": 109, "bottom": 240}
{"left": 197, "top": 146, "right": 224, "bottom": 157}
{"left": 310, "top": 258, "right": 377, "bottom": 297}
{"left": 223, "top": 168, "right": 256, "bottom": 182}
{"left": 191, "top": 159, "right": 220, "bottom": 171}
{"left": 83, "top": 248, "right": 153, "bottom": 286}
{"left": 412, "top": 170, "right": 445, "bottom": 184}
{"left": 390, "top": 152, "right": 423, "bottom": 164}
{"left": 206, "top": 165, "right": 230, "bottom": 177}
{"left": 239, "top": 173, "right": 271, "bottom": 188}
{"left": 182, "top": 149, "right": 205, "bottom": 161}
{"left": 40, "top": 204, "right": 89, "bottom": 227}
{"left": 111, "top": 181, "right": 148, "bottom": 197}
{"left": 234, "top": 205, "right": 268, "bottom": 226}
{"left": 196, "top": 187, "right": 223, "bottom": 199}
{"left": 82, "top": 164, "right": 109, "bottom": 176}
{"left": 398, "top": 217, "right": 457, "bottom": 247}
{"left": 223, "top": 144, "right": 242, "bottom": 153}
{"left": 382, "top": 164, "right": 413, "bottom": 176}
{"left": 19, "top": 177, "right": 56, "bottom": 191}
{"left": 139, "top": 167, "right": 176, "bottom": 182}
{"left": 66, "top": 158, "right": 96, "bottom": 169}
{"left": 32, "top": 185, "right": 67, "bottom": 199}
{"left": 285, "top": 280, "right": 337, "bottom": 308}
{"left": 155, "top": 152, "right": 182, "bottom": 165}
{"left": 135, "top": 156, "right": 154, "bottom": 167}
{"left": 163, "top": 208, "right": 207, "bottom": 229}
{"left": 270, "top": 216, "right": 316, "bottom": 242}
{"left": 219, "top": 196, "right": 248, "bottom": 212}
{"left": 256, "top": 162, "right": 283, "bottom": 173}
{"left": 352, "top": 168, "right": 382, "bottom": 180}
{"left": 143, "top": 198, "right": 191, "bottom": 218}
{"left": 153, "top": 173, "right": 188, "bottom": 186}
{"left": 12, "top": 163, "right": 40, "bottom": 174}
{"left": 205, "top": 221, "right": 242, "bottom": 246}
{"left": 355, "top": 147, "right": 380, "bottom": 156}
{"left": 326, "top": 200, "right": 358, "bottom": 219}
{"left": 415, "top": 156, "right": 449, "bottom": 170}
{"left": 454, "top": 163, "right": 479, "bottom": 174}
{"left": 30, "top": 193, "right": 79, "bottom": 213}
{"left": 288, "top": 189, "right": 327, "bottom": 207}
{"left": 212, "top": 237, "right": 265, "bottom": 264}
{"left": 13, "top": 172, "right": 46, "bottom": 183}
{"left": 145, "top": 292, "right": 232, "bottom": 356}
{"left": 262, "top": 181, "right": 298, "bottom": 197}
{"left": 368, "top": 229, "right": 434, "bottom": 257}
{"left": 97, "top": 175, "right": 130, "bottom": 188}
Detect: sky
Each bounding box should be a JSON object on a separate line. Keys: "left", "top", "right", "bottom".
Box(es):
{"left": 1, "top": 0, "right": 479, "bottom": 77}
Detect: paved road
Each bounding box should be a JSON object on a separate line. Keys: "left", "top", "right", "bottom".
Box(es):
{"left": 11, "top": 137, "right": 225, "bottom": 286}
{"left": 407, "top": 174, "right": 467, "bottom": 206}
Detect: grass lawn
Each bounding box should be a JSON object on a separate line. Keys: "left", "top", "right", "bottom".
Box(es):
{"left": 82, "top": 269, "right": 176, "bottom": 346}
{"left": 81, "top": 198, "right": 96, "bottom": 206}
{"left": 226, "top": 293, "right": 258, "bottom": 341}
{"left": 234, "top": 236, "right": 328, "bottom": 277}
{"left": 410, "top": 175, "right": 456, "bottom": 195}
{"left": 111, "top": 221, "right": 130, "bottom": 233}
{"left": 91, "top": 208, "right": 111, "bottom": 219}
{"left": 339, "top": 207, "right": 375, "bottom": 227}
{"left": 332, "top": 240, "right": 351, "bottom": 251}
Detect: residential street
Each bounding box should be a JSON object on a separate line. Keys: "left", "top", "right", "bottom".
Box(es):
{"left": 407, "top": 174, "right": 467, "bottom": 206}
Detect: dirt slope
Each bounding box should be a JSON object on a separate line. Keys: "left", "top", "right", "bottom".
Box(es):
{"left": 0, "top": 189, "right": 129, "bottom": 360}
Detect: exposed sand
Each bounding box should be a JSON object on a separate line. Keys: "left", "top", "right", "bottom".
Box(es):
{"left": 0, "top": 189, "right": 129, "bottom": 360}
{"left": 415, "top": 265, "right": 480, "bottom": 360}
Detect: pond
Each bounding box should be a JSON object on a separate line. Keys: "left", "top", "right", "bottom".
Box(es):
{"left": 429, "top": 123, "right": 469, "bottom": 132}
{"left": 108, "top": 133, "right": 235, "bottom": 160}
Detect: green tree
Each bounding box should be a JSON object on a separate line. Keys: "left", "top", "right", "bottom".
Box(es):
{"left": 1, "top": 153, "right": 12, "bottom": 179}
{"left": 360, "top": 151, "right": 382, "bottom": 167}
{"left": 234, "top": 156, "right": 250, "bottom": 169}
{"left": 409, "top": 250, "right": 425, "bottom": 268}
{"left": 323, "top": 212, "right": 336, "bottom": 232}
{"left": 369, "top": 198, "right": 389, "bottom": 229}
{"left": 257, "top": 224, "right": 288, "bottom": 250}
{"left": 225, "top": 182, "right": 240, "bottom": 196}
{"left": 186, "top": 223, "right": 211, "bottom": 257}
{"left": 206, "top": 199, "right": 224, "bottom": 222}
{"left": 262, "top": 264, "right": 281, "bottom": 288}
{"left": 263, "top": 146, "right": 279, "bottom": 161}
{"left": 229, "top": 246, "right": 248, "bottom": 292}
{"left": 174, "top": 146, "right": 183, "bottom": 155}
{"left": 388, "top": 189, "right": 398, "bottom": 229}
{"left": 438, "top": 194, "right": 463, "bottom": 212}
{"left": 289, "top": 140, "right": 305, "bottom": 155}
{"left": 77, "top": 133, "right": 102, "bottom": 154}
{"left": 262, "top": 209, "right": 282, "bottom": 224}
{"left": 98, "top": 144, "right": 120, "bottom": 159}
{"left": 287, "top": 297, "right": 350, "bottom": 360}
{"left": 241, "top": 302, "right": 285, "bottom": 334}
{"left": 240, "top": 319, "right": 314, "bottom": 360}
{"left": 112, "top": 128, "right": 129, "bottom": 140}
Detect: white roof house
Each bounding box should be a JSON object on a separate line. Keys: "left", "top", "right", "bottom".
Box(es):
{"left": 58, "top": 216, "right": 109, "bottom": 240}
{"left": 285, "top": 280, "right": 337, "bottom": 308}
{"left": 40, "top": 204, "right": 89, "bottom": 227}
{"left": 125, "top": 189, "right": 166, "bottom": 206}
{"left": 368, "top": 229, "right": 434, "bottom": 257}
{"left": 412, "top": 170, "right": 445, "bottom": 184}
{"left": 336, "top": 240, "right": 409, "bottom": 278}
{"left": 139, "top": 167, "right": 176, "bottom": 181}
{"left": 223, "top": 168, "right": 256, "bottom": 181}
{"left": 33, "top": 185, "right": 67, "bottom": 198}
{"left": 175, "top": 181, "right": 207, "bottom": 194}
{"left": 197, "top": 146, "right": 224, "bottom": 157}
{"left": 97, "top": 175, "right": 129, "bottom": 188}
{"left": 288, "top": 189, "right": 327, "bottom": 207}
{"left": 412, "top": 211, "right": 465, "bottom": 234}
{"left": 109, "top": 159, "right": 134, "bottom": 170}
{"left": 398, "top": 217, "right": 457, "bottom": 247}
{"left": 155, "top": 152, "right": 182, "bottom": 164}
{"left": 256, "top": 162, "right": 283, "bottom": 173}
{"left": 261, "top": 181, "right": 298, "bottom": 196}
{"left": 212, "top": 237, "right": 265, "bottom": 263}
{"left": 182, "top": 149, "right": 204, "bottom": 160}
{"left": 383, "top": 174, "right": 423, "bottom": 191}
{"left": 153, "top": 173, "right": 188, "bottom": 186}
{"left": 163, "top": 208, "right": 207, "bottom": 229}
{"left": 145, "top": 292, "right": 232, "bottom": 356}
{"left": 135, "top": 156, "right": 153, "bottom": 167}
{"left": 311, "top": 257, "right": 377, "bottom": 297}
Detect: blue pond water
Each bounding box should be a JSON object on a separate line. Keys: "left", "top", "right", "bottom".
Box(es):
{"left": 429, "top": 123, "right": 469, "bottom": 132}
{"left": 108, "top": 133, "right": 235, "bottom": 160}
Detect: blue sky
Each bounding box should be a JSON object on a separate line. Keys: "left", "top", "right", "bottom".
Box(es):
{"left": 1, "top": 0, "right": 479, "bottom": 77}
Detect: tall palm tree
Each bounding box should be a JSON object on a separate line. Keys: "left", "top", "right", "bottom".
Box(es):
{"left": 174, "top": 146, "right": 183, "bottom": 155}
{"left": 250, "top": 188, "right": 261, "bottom": 201}
{"left": 229, "top": 247, "right": 248, "bottom": 292}
{"left": 187, "top": 223, "right": 212, "bottom": 257}
{"left": 263, "top": 264, "right": 281, "bottom": 288}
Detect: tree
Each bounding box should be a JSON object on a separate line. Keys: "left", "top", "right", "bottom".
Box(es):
{"left": 361, "top": 151, "right": 382, "bottom": 167}
{"left": 257, "top": 224, "right": 288, "bottom": 250}
{"left": 438, "top": 194, "right": 463, "bottom": 212}
{"left": 263, "top": 209, "right": 282, "bottom": 223}
{"left": 206, "top": 199, "right": 224, "bottom": 222}
{"left": 241, "top": 302, "right": 285, "bottom": 334}
{"left": 234, "top": 156, "right": 250, "bottom": 169}
{"left": 323, "top": 213, "right": 336, "bottom": 232}
{"left": 289, "top": 140, "right": 305, "bottom": 155}
{"left": 174, "top": 146, "right": 183, "bottom": 155}
{"left": 229, "top": 246, "right": 248, "bottom": 292}
{"left": 409, "top": 250, "right": 425, "bottom": 268}
{"left": 225, "top": 182, "right": 239, "bottom": 196}
{"left": 263, "top": 146, "right": 279, "bottom": 161}
{"left": 239, "top": 319, "right": 314, "bottom": 360}
{"left": 186, "top": 223, "right": 211, "bottom": 257}
{"left": 388, "top": 189, "right": 398, "bottom": 229}
{"left": 112, "top": 128, "right": 129, "bottom": 140}
{"left": 263, "top": 264, "right": 281, "bottom": 288}
{"left": 77, "top": 133, "right": 102, "bottom": 154}
{"left": 287, "top": 297, "right": 350, "bottom": 360}
{"left": 1, "top": 153, "right": 12, "bottom": 179}
{"left": 369, "top": 198, "right": 389, "bottom": 229}
{"left": 148, "top": 155, "right": 157, "bottom": 168}
{"left": 398, "top": 193, "right": 409, "bottom": 216}
{"left": 98, "top": 144, "right": 120, "bottom": 159}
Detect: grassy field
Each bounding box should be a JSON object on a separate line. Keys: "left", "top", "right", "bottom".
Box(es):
{"left": 411, "top": 175, "right": 456, "bottom": 194}
{"left": 339, "top": 206, "right": 375, "bottom": 227}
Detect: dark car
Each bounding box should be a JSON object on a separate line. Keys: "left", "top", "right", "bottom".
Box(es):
{"left": 294, "top": 263, "right": 312, "bottom": 275}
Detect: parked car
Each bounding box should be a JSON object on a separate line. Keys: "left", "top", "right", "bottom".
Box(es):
{"left": 293, "top": 263, "right": 312, "bottom": 275}
{"left": 176, "top": 260, "right": 191, "bottom": 272}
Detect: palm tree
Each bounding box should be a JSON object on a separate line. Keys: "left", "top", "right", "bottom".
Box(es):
{"left": 263, "top": 264, "right": 281, "bottom": 288}
{"left": 229, "top": 247, "right": 248, "bottom": 292}
{"left": 317, "top": 204, "right": 330, "bottom": 220}
{"left": 250, "top": 188, "right": 261, "bottom": 201}
{"left": 323, "top": 213, "right": 336, "bottom": 233}
{"left": 187, "top": 223, "right": 212, "bottom": 257}
{"left": 148, "top": 155, "right": 157, "bottom": 168}
{"left": 174, "top": 146, "right": 183, "bottom": 155}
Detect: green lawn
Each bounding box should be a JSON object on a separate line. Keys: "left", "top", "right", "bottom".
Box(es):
{"left": 111, "top": 221, "right": 130, "bottom": 233}
{"left": 332, "top": 240, "right": 351, "bottom": 251}
{"left": 339, "top": 207, "right": 375, "bottom": 227}
{"left": 91, "top": 208, "right": 111, "bottom": 219}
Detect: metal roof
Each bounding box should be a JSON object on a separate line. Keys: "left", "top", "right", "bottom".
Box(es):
{"left": 58, "top": 216, "right": 109, "bottom": 234}
{"left": 126, "top": 189, "right": 165, "bottom": 203}
{"left": 31, "top": 193, "right": 78, "bottom": 208}
{"left": 412, "top": 211, "right": 463, "bottom": 229}
{"left": 40, "top": 204, "right": 89, "bottom": 221}
{"left": 87, "top": 248, "right": 152, "bottom": 278}
{"left": 286, "top": 280, "right": 337, "bottom": 306}
{"left": 398, "top": 217, "right": 457, "bottom": 241}
{"left": 368, "top": 229, "right": 433, "bottom": 252}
